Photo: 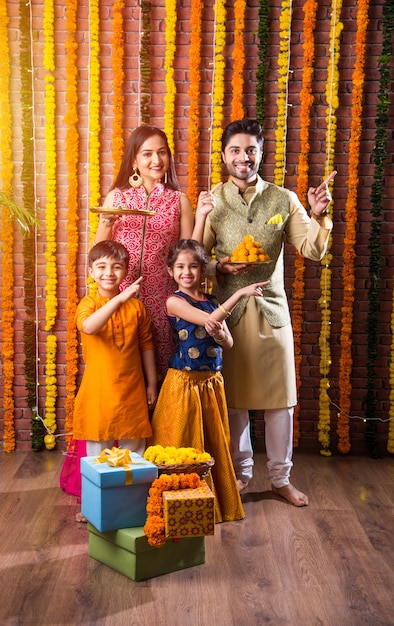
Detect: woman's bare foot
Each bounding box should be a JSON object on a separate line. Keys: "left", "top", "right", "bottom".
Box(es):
{"left": 75, "top": 512, "right": 87, "bottom": 523}
{"left": 271, "top": 483, "right": 309, "bottom": 507}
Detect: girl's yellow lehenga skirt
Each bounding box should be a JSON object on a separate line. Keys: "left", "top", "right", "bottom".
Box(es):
{"left": 149, "top": 368, "right": 245, "bottom": 523}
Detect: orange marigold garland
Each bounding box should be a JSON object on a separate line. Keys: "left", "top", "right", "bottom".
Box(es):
{"left": 0, "top": 2, "right": 15, "bottom": 452}
{"left": 187, "top": 0, "right": 203, "bottom": 208}
{"left": 231, "top": 0, "right": 245, "bottom": 121}
{"left": 210, "top": 0, "right": 227, "bottom": 185}
{"left": 144, "top": 473, "right": 201, "bottom": 548}
{"left": 112, "top": 0, "right": 125, "bottom": 175}
{"left": 64, "top": 0, "right": 80, "bottom": 439}
{"left": 292, "top": 0, "right": 317, "bottom": 447}
{"left": 337, "top": 0, "right": 370, "bottom": 454}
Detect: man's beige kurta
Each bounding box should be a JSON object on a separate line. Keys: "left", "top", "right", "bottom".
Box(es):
{"left": 203, "top": 176, "right": 332, "bottom": 409}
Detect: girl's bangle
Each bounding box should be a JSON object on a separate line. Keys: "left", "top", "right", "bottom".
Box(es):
{"left": 216, "top": 335, "right": 226, "bottom": 345}
{"left": 218, "top": 303, "right": 231, "bottom": 318}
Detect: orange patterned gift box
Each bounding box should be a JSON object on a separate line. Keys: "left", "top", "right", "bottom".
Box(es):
{"left": 163, "top": 480, "right": 215, "bottom": 538}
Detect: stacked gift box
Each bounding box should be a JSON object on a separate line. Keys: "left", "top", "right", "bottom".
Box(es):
{"left": 81, "top": 451, "right": 214, "bottom": 581}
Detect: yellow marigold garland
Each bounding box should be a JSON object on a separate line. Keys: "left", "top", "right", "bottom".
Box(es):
{"left": 292, "top": 0, "right": 317, "bottom": 447}
{"left": 231, "top": 0, "right": 245, "bottom": 121}
{"left": 0, "top": 1, "right": 15, "bottom": 452}
{"left": 112, "top": 0, "right": 125, "bottom": 175}
{"left": 44, "top": 334, "right": 57, "bottom": 436}
{"left": 210, "top": 0, "right": 226, "bottom": 185}
{"left": 187, "top": 0, "right": 203, "bottom": 208}
{"left": 43, "top": 0, "right": 58, "bottom": 444}
{"left": 163, "top": 0, "right": 177, "bottom": 154}
{"left": 144, "top": 473, "right": 201, "bottom": 547}
{"left": 274, "top": 0, "right": 292, "bottom": 187}
{"left": 64, "top": 0, "right": 80, "bottom": 439}
{"left": 337, "top": 0, "right": 369, "bottom": 454}
{"left": 389, "top": 280, "right": 394, "bottom": 453}
{"left": 88, "top": 0, "right": 101, "bottom": 252}
{"left": 318, "top": 0, "right": 343, "bottom": 456}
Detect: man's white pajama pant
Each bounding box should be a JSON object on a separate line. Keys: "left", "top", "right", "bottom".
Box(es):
{"left": 228, "top": 407, "right": 294, "bottom": 487}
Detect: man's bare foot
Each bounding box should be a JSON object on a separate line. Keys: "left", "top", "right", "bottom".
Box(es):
{"left": 271, "top": 483, "right": 309, "bottom": 507}
{"left": 75, "top": 512, "right": 87, "bottom": 523}
{"left": 237, "top": 479, "right": 249, "bottom": 492}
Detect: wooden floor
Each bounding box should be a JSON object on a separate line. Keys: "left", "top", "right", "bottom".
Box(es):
{"left": 0, "top": 450, "right": 393, "bottom": 626}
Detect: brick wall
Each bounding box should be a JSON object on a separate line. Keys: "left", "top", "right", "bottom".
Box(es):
{"left": 1, "top": 0, "right": 393, "bottom": 454}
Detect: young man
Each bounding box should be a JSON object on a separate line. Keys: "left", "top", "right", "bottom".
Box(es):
{"left": 203, "top": 119, "right": 335, "bottom": 506}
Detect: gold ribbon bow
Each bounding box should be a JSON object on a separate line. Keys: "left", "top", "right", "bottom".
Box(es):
{"left": 94, "top": 446, "right": 132, "bottom": 467}
{"left": 94, "top": 447, "right": 133, "bottom": 484}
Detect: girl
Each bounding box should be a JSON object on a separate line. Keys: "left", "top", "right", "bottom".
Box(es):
{"left": 150, "top": 239, "right": 268, "bottom": 523}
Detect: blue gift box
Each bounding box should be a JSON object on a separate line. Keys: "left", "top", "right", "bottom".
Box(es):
{"left": 81, "top": 453, "right": 158, "bottom": 532}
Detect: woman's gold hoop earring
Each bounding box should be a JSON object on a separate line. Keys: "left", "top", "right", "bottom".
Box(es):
{"left": 129, "top": 167, "right": 142, "bottom": 188}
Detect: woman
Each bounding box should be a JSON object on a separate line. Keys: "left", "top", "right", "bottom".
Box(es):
{"left": 95, "top": 125, "right": 194, "bottom": 376}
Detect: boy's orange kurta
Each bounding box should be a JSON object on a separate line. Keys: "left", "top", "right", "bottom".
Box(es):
{"left": 73, "top": 294, "right": 154, "bottom": 442}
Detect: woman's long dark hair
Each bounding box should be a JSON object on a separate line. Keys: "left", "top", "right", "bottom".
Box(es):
{"left": 111, "top": 126, "right": 180, "bottom": 191}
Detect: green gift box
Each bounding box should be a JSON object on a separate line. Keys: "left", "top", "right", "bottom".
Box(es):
{"left": 88, "top": 523, "right": 205, "bottom": 581}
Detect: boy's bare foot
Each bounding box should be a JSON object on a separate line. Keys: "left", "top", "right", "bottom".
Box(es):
{"left": 271, "top": 483, "right": 309, "bottom": 507}
{"left": 75, "top": 512, "right": 87, "bottom": 523}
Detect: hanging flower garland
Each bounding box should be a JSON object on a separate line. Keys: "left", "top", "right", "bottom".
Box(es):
{"left": 292, "top": 0, "right": 317, "bottom": 447}
{"left": 64, "top": 0, "right": 80, "bottom": 440}
{"left": 365, "top": 0, "right": 394, "bottom": 456}
{"left": 210, "top": 0, "right": 227, "bottom": 185}
{"left": 19, "top": 0, "right": 37, "bottom": 417}
{"left": 337, "top": 0, "right": 370, "bottom": 454}
{"left": 274, "top": 0, "right": 292, "bottom": 187}
{"left": 144, "top": 473, "right": 201, "bottom": 548}
{"left": 163, "top": 0, "right": 177, "bottom": 154}
{"left": 0, "top": 1, "right": 15, "bottom": 452}
{"left": 140, "top": 0, "right": 151, "bottom": 125}
{"left": 43, "top": 0, "right": 58, "bottom": 444}
{"left": 112, "top": 0, "right": 125, "bottom": 175}
{"left": 88, "top": 0, "right": 101, "bottom": 280}
{"left": 317, "top": 0, "right": 343, "bottom": 456}
{"left": 231, "top": 0, "right": 245, "bottom": 121}
{"left": 187, "top": 0, "right": 203, "bottom": 208}
{"left": 256, "top": 0, "right": 269, "bottom": 129}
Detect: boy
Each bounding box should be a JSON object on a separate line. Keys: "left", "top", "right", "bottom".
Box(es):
{"left": 72, "top": 241, "right": 157, "bottom": 458}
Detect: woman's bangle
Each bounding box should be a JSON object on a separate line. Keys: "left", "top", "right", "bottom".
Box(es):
{"left": 218, "top": 303, "right": 231, "bottom": 318}
{"left": 216, "top": 335, "right": 227, "bottom": 345}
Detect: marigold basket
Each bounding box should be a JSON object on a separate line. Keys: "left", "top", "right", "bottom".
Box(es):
{"left": 156, "top": 458, "right": 215, "bottom": 478}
